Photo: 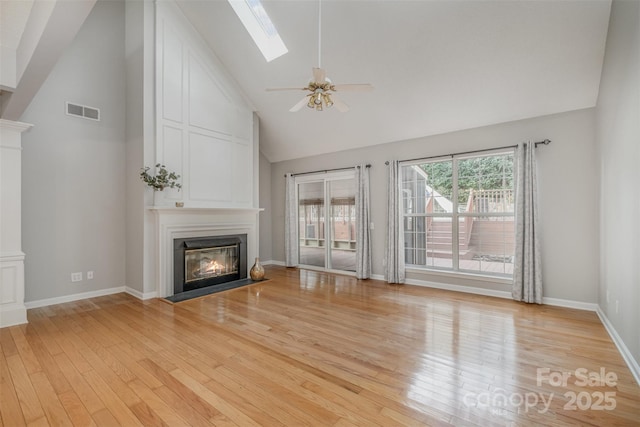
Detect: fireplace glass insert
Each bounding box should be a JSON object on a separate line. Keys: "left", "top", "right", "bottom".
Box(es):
{"left": 185, "top": 245, "right": 238, "bottom": 283}
{"left": 174, "top": 234, "right": 247, "bottom": 294}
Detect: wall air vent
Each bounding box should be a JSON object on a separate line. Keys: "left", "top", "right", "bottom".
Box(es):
{"left": 65, "top": 102, "right": 100, "bottom": 121}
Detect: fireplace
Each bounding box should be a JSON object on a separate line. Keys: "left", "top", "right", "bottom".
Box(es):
{"left": 173, "top": 234, "right": 247, "bottom": 294}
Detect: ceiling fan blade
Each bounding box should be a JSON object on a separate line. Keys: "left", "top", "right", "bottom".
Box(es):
{"left": 312, "top": 67, "right": 326, "bottom": 83}
{"left": 266, "top": 87, "right": 308, "bottom": 92}
{"left": 332, "top": 84, "right": 374, "bottom": 92}
{"left": 331, "top": 95, "right": 350, "bottom": 113}
{"left": 289, "top": 96, "right": 310, "bottom": 112}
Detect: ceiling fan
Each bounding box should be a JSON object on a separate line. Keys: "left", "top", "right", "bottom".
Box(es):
{"left": 266, "top": 0, "right": 373, "bottom": 112}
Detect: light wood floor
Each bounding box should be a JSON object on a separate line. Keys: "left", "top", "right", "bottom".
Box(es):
{"left": 2, "top": 266, "right": 639, "bottom": 426}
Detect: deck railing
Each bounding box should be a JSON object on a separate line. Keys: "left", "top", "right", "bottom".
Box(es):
{"left": 470, "top": 189, "right": 514, "bottom": 214}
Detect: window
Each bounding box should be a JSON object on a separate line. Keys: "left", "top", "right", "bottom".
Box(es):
{"left": 228, "top": 0, "right": 288, "bottom": 62}
{"left": 401, "top": 149, "right": 515, "bottom": 278}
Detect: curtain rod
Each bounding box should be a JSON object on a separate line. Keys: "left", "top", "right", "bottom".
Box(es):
{"left": 284, "top": 164, "right": 371, "bottom": 178}
{"left": 384, "top": 139, "right": 551, "bottom": 165}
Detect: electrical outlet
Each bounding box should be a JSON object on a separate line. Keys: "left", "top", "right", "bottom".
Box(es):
{"left": 71, "top": 272, "right": 83, "bottom": 282}
{"left": 87, "top": 271, "right": 94, "bottom": 280}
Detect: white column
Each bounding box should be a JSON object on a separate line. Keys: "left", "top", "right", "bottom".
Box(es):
{"left": 0, "top": 119, "right": 32, "bottom": 327}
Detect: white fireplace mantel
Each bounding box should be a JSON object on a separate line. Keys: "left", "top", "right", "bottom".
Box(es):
{"left": 148, "top": 207, "right": 263, "bottom": 214}
{"left": 149, "top": 206, "right": 262, "bottom": 297}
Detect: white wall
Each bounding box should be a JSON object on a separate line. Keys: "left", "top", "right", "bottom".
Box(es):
{"left": 268, "top": 109, "right": 600, "bottom": 303}
{"left": 21, "top": 1, "right": 126, "bottom": 302}
{"left": 596, "top": 0, "right": 640, "bottom": 367}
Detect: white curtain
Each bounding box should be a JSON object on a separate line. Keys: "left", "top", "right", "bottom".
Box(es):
{"left": 385, "top": 160, "right": 405, "bottom": 283}
{"left": 513, "top": 142, "right": 543, "bottom": 303}
{"left": 284, "top": 173, "right": 298, "bottom": 267}
{"left": 355, "top": 165, "right": 371, "bottom": 279}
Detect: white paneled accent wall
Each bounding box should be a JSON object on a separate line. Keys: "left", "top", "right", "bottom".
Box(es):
{"left": 155, "top": 1, "right": 255, "bottom": 209}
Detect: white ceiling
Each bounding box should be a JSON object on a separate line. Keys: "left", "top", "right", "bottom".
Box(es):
{"left": 182, "top": 1, "right": 610, "bottom": 162}
{"left": 0, "top": 1, "right": 613, "bottom": 161}
{"left": 0, "top": 0, "right": 34, "bottom": 50}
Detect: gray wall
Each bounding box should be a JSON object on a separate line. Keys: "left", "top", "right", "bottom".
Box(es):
{"left": 269, "top": 109, "right": 600, "bottom": 303}
{"left": 596, "top": 0, "right": 640, "bottom": 365}
{"left": 259, "top": 151, "right": 272, "bottom": 261}
{"left": 21, "top": 1, "right": 126, "bottom": 302}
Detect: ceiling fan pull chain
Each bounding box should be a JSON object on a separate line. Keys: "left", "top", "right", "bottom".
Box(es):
{"left": 318, "top": 0, "right": 322, "bottom": 69}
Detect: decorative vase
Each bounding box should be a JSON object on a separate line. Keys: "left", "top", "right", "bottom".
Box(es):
{"left": 250, "top": 257, "right": 265, "bottom": 281}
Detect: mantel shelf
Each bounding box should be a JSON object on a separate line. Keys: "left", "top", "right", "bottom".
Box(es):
{"left": 147, "top": 206, "right": 264, "bottom": 214}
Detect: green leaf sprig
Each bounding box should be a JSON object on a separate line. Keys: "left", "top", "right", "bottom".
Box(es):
{"left": 140, "top": 163, "right": 182, "bottom": 191}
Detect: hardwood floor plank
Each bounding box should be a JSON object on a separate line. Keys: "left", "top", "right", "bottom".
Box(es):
{"left": 137, "top": 358, "right": 226, "bottom": 422}
{"left": 5, "top": 354, "right": 45, "bottom": 424}
{"left": 22, "top": 324, "right": 72, "bottom": 396}
{"left": 47, "top": 317, "right": 94, "bottom": 375}
{"left": 89, "top": 408, "right": 120, "bottom": 426}
{"left": 0, "top": 328, "right": 19, "bottom": 358}
{"left": 202, "top": 378, "right": 286, "bottom": 427}
{"left": 213, "top": 365, "right": 321, "bottom": 426}
{"left": 128, "top": 379, "right": 191, "bottom": 426}
{"left": 153, "top": 385, "right": 215, "bottom": 427}
{"left": 10, "top": 326, "right": 42, "bottom": 375}
{"left": 0, "top": 345, "right": 26, "bottom": 426}
{"left": 57, "top": 390, "right": 97, "bottom": 427}
{"left": 28, "top": 371, "right": 73, "bottom": 426}
{"left": 25, "top": 417, "right": 49, "bottom": 427}
{"left": 80, "top": 369, "right": 144, "bottom": 427}
{"left": 1, "top": 266, "right": 638, "bottom": 426}
{"left": 27, "top": 316, "right": 64, "bottom": 357}
{"left": 170, "top": 368, "right": 253, "bottom": 426}
{"left": 51, "top": 352, "right": 105, "bottom": 415}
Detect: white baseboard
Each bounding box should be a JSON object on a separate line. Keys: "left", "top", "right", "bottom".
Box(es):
{"left": 125, "top": 287, "right": 157, "bottom": 300}
{"left": 541, "top": 297, "right": 598, "bottom": 311}
{"left": 376, "top": 275, "right": 599, "bottom": 312}
{"left": 262, "top": 260, "right": 285, "bottom": 266}
{"left": 24, "top": 286, "right": 126, "bottom": 309}
{"left": 596, "top": 307, "right": 640, "bottom": 387}
{"left": 0, "top": 304, "right": 27, "bottom": 328}
{"left": 404, "top": 277, "right": 513, "bottom": 300}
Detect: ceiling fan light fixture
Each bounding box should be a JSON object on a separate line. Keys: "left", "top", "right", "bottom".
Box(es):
{"left": 264, "top": 0, "right": 372, "bottom": 113}
{"left": 322, "top": 93, "right": 333, "bottom": 108}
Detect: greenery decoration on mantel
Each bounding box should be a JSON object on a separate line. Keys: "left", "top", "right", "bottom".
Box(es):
{"left": 140, "top": 163, "right": 182, "bottom": 191}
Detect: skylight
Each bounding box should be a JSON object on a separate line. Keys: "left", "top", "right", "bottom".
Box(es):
{"left": 228, "top": 0, "right": 288, "bottom": 62}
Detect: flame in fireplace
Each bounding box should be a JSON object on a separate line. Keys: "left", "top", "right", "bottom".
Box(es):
{"left": 203, "top": 260, "right": 225, "bottom": 275}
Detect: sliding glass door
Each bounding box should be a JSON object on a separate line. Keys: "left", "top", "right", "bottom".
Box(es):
{"left": 298, "top": 181, "right": 326, "bottom": 267}
{"left": 297, "top": 172, "right": 356, "bottom": 272}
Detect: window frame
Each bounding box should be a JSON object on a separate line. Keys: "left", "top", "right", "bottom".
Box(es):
{"left": 401, "top": 147, "right": 516, "bottom": 280}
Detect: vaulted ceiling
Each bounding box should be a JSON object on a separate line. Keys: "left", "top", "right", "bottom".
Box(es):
{"left": 2, "top": 1, "right": 612, "bottom": 163}
{"left": 176, "top": 0, "right": 611, "bottom": 162}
